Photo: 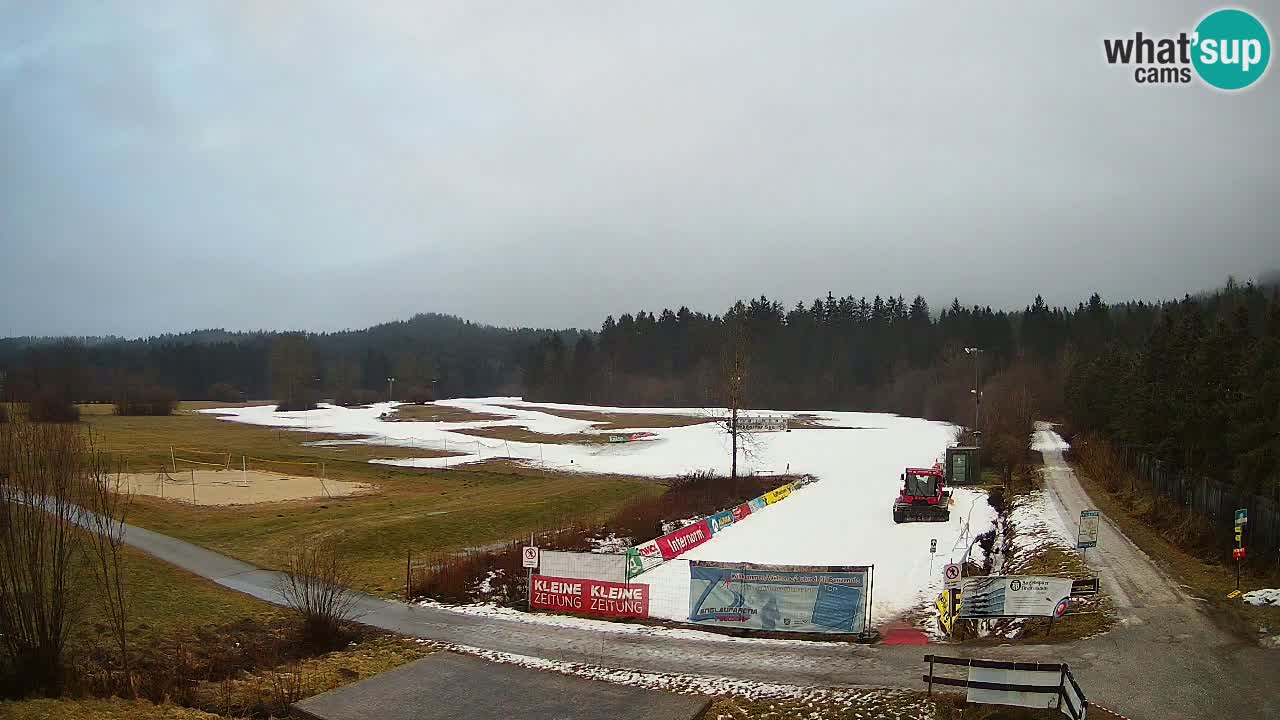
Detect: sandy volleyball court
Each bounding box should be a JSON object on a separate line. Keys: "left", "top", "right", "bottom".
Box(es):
{"left": 121, "top": 469, "right": 371, "bottom": 506}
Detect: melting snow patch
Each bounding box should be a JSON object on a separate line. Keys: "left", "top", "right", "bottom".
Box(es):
{"left": 1243, "top": 589, "right": 1280, "bottom": 607}
{"left": 1031, "top": 423, "right": 1070, "bottom": 452}
{"left": 588, "top": 533, "right": 633, "bottom": 554}
{"left": 413, "top": 638, "right": 933, "bottom": 717}
{"left": 1007, "top": 490, "right": 1075, "bottom": 557}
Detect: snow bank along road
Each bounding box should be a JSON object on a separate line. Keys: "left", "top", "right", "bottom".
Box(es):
{"left": 206, "top": 399, "right": 997, "bottom": 624}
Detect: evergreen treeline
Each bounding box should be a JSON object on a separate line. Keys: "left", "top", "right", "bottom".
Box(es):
{"left": 525, "top": 282, "right": 1280, "bottom": 498}
{"left": 1068, "top": 281, "right": 1280, "bottom": 499}
{"left": 0, "top": 313, "right": 572, "bottom": 410}
{"left": 524, "top": 293, "right": 1079, "bottom": 412}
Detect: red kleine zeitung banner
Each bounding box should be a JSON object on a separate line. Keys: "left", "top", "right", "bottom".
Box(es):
{"left": 530, "top": 575, "right": 650, "bottom": 618}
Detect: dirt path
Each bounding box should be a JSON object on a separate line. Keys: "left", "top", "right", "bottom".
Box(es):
{"left": 1034, "top": 423, "right": 1184, "bottom": 616}
{"left": 1032, "top": 422, "right": 1278, "bottom": 719}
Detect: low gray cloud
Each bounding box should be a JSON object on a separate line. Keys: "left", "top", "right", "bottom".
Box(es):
{"left": 2, "top": 1, "right": 1276, "bottom": 336}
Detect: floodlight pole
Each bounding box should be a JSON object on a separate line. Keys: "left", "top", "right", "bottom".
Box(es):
{"left": 964, "top": 347, "right": 983, "bottom": 444}
{"left": 387, "top": 376, "right": 396, "bottom": 403}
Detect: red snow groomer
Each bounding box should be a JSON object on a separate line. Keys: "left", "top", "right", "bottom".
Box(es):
{"left": 892, "top": 463, "right": 952, "bottom": 523}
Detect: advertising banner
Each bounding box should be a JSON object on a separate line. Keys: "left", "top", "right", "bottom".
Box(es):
{"left": 958, "top": 576, "right": 1072, "bottom": 619}
{"left": 967, "top": 666, "right": 1067, "bottom": 712}
{"left": 626, "top": 539, "right": 662, "bottom": 578}
{"left": 688, "top": 561, "right": 869, "bottom": 634}
{"left": 656, "top": 519, "right": 712, "bottom": 560}
{"left": 748, "top": 496, "right": 768, "bottom": 512}
{"left": 763, "top": 484, "right": 793, "bottom": 505}
{"left": 530, "top": 575, "right": 649, "bottom": 618}
{"left": 709, "top": 510, "right": 735, "bottom": 534}
{"left": 1077, "top": 510, "right": 1100, "bottom": 549}
{"left": 730, "top": 502, "right": 753, "bottom": 523}
{"left": 539, "top": 550, "right": 628, "bottom": 584}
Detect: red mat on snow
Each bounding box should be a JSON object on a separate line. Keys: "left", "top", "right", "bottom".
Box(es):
{"left": 879, "top": 625, "right": 930, "bottom": 645}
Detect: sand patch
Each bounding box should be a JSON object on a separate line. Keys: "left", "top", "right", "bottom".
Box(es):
{"left": 121, "top": 469, "right": 372, "bottom": 506}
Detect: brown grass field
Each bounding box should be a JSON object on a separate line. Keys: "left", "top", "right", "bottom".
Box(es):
{"left": 81, "top": 403, "right": 662, "bottom": 597}
{"left": 384, "top": 403, "right": 514, "bottom": 423}
{"left": 449, "top": 425, "right": 613, "bottom": 445}
{"left": 495, "top": 404, "right": 711, "bottom": 430}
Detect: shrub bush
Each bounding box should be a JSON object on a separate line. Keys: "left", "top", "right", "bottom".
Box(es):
{"left": 275, "top": 391, "right": 319, "bottom": 412}
{"left": 400, "top": 385, "right": 434, "bottom": 404}
{"left": 27, "top": 392, "right": 80, "bottom": 423}
{"left": 114, "top": 385, "right": 178, "bottom": 416}
{"left": 280, "top": 540, "right": 358, "bottom": 647}
{"left": 333, "top": 388, "right": 380, "bottom": 407}
{"left": 206, "top": 382, "right": 241, "bottom": 403}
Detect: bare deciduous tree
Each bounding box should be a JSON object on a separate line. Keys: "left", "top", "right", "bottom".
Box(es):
{"left": 708, "top": 317, "right": 757, "bottom": 480}
{"left": 0, "top": 417, "right": 133, "bottom": 698}
{"left": 0, "top": 419, "right": 86, "bottom": 696}
{"left": 82, "top": 438, "right": 134, "bottom": 696}
{"left": 279, "top": 539, "right": 359, "bottom": 645}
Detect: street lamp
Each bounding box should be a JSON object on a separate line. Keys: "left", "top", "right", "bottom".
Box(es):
{"left": 386, "top": 377, "right": 395, "bottom": 403}
{"left": 963, "top": 347, "right": 983, "bottom": 443}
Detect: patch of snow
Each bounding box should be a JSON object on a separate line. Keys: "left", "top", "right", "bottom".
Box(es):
{"left": 413, "top": 638, "right": 934, "bottom": 716}
{"left": 1007, "top": 490, "right": 1076, "bottom": 558}
{"left": 415, "top": 600, "right": 847, "bottom": 647}
{"left": 1031, "top": 423, "right": 1070, "bottom": 452}
{"left": 474, "top": 569, "right": 502, "bottom": 595}
{"left": 660, "top": 516, "right": 705, "bottom": 535}
{"left": 1243, "top": 589, "right": 1280, "bottom": 607}
{"left": 588, "top": 533, "right": 632, "bottom": 554}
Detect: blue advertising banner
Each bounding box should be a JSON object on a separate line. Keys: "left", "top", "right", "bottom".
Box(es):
{"left": 709, "top": 510, "right": 735, "bottom": 533}
{"left": 747, "top": 496, "right": 768, "bottom": 512}
{"left": 688, "top": 561, "right": 870, "bottom": 634}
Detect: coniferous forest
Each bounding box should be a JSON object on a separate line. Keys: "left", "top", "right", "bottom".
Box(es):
{"left": 522, "top": 280, "right": 1280, "bottom": 501}
{"left": 2, "top": 280, "right": 1278, "bottom": 500}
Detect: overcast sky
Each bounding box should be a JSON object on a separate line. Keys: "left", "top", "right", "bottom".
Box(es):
{"left": 2, "top": 1, "right": 1277, "bottom": 337}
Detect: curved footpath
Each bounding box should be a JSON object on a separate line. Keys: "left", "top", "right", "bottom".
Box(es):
{"left": 118, "top": 433, "right": 1278, "bottom": 720}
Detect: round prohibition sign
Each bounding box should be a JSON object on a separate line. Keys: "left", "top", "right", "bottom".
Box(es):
{"left": 943, "top": 564, "right": 961, "bottom": 581}
{"left": 523, "top": 547, "right": 537, "bottom": 562}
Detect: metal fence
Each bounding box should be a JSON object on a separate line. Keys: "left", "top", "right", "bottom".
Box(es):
{"left": 1118, "top": 446, "right": 1280, "bottom": 554}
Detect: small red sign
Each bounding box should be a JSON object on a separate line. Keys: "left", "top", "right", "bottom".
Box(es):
{"left": 1233, "top": 547, "right": 1246, "bottom": 560}
{"left": 530, "top": 575, "right": 649, "bottom": 618}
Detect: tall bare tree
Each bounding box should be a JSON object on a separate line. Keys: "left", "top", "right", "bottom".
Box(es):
{"left": 0, "top": 418, "right": 132, "bottom": 698}
{"left": 710, "top": 318, "right": 753, "bottom": 480}
{"left": 82, "top": 439, "right": 133, "bottom": 696}
{"left": 0, "top": 419, "right": 86, "bottom": 695}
